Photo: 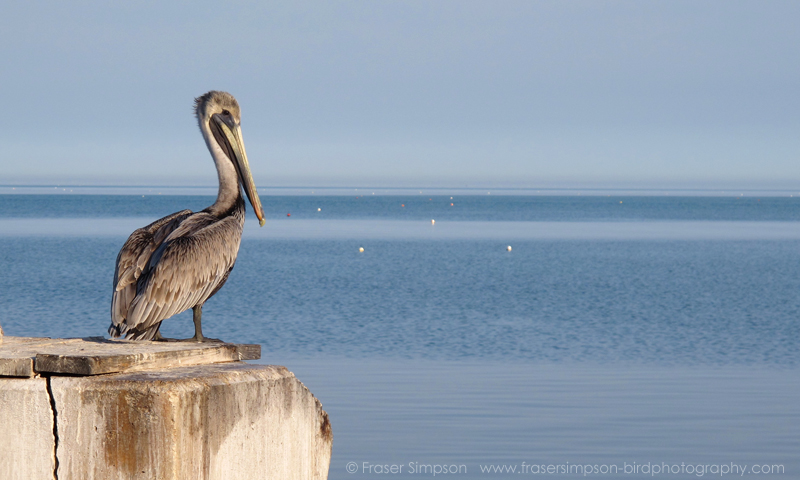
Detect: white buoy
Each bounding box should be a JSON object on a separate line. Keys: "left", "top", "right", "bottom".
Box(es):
{"left": 359, "top": 247, "right": 364, "bottom": 252}
{"left": 431, "top": 219, "right": 435, "bottom": 225}
{"left": 317, "top": 208, "right": 321, "bottom": 211}
{"left": 506, "top": 246, "right": 512, "bottom": 252}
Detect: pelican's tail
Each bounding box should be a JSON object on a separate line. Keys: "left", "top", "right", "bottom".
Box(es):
{"left": 109, "top": 322, "right": 159, "bottom": 341}
{"left": 108, "top": 321, "right": 128, "bottom": 338}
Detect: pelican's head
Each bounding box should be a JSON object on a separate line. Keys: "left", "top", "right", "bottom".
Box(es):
{"left": 195, "top": 91, "right": 265, "bottom": 226}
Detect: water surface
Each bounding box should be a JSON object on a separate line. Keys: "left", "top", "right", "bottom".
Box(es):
{"left": 0, "top": 193, "right": 797, "bottom": 478}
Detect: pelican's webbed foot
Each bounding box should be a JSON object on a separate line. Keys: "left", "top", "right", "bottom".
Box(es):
{"left": 182, "top": 335, "right": 224, "bottom": 343}
{"left": 153, "top": 331, "right": 179, "bottom": 342}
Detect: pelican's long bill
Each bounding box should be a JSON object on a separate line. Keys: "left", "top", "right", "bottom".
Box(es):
{"left": 211, "top": 114, "right": 266, "bottom": 226}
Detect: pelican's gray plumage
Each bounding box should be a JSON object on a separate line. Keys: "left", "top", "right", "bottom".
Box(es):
{"left": 109, "top": 91, "right": 265, "bottom": 341}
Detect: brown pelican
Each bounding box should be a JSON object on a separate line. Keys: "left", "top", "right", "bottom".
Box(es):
{"left": 108, "top": 91, "right": 265, "bottom": 341}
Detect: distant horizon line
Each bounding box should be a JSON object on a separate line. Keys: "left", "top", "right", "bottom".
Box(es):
{"left": 4, "top": 176, "right": 800, "bottom": 192}
{"left": 3, "top": 184, "right": 800, "bottom": 191}
{"left": 4, "top": 183, "right": 800, "bottom": 197}
{"left": 3, "top": 181, "right": 800, "bottom": 190}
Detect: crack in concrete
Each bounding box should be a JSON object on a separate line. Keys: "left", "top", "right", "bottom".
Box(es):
{"left": 45, "top": 376, "right": 60, "bottom": 480}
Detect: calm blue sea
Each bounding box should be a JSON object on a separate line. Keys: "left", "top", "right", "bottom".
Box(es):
{"left": 1, "top": 191, "right": 798, "bottom": 478}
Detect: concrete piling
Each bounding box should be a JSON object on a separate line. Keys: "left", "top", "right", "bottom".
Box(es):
{"left": 0, "top": 337, "right": 332, "bottom": 480}
{"left": 0, "top": 376, "right": 56, "bottom": 479}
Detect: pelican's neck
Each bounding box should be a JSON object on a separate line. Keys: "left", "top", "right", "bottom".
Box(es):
{"left": 199, "top": 118, "right": 243, "bottom": 218}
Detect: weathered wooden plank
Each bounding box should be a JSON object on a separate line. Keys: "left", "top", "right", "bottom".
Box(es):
{"left": 235, "top": 342, "right": 261, "bottom": 360}
{"left": 0, "top": 337, "right": 83, "bottom": 377}
{"left": 36, "top": 342, "right": 240, "bottom": 375}
{"left": 0, "top": 356, "right": 34, "bottom": 377}
{"left": 1, "top": 337, "right": 262, "bottom": 377}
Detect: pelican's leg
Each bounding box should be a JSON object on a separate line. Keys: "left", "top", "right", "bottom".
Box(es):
{"left": 186, "top": 304, "right": 222, "bottom": 343}
{"left": 193, "top": 305, "right": 205, "bottom": 341}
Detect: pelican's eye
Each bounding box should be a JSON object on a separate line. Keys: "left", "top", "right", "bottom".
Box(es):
{"left": 222, "top": 109, "right": 231, "bottom": 116}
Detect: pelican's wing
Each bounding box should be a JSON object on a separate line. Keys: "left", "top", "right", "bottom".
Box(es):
{"left": 110, "top": 210, "right": 193, "bottom": 335}
{"left": 122, "top": 213, "right": 243, "bottom": 340}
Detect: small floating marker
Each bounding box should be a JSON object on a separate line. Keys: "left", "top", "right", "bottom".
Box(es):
{"left": 317, "top": 208, "right": 321, "bottom": 211}
{"left": 359, "top": 247, "right": 364, "bottom": 252}
{"left": 450, "top": 203, "right": 454, "bottom": 206}
{"left": 619, "top": 201, "right": 622, "bottom": 204}
{"left": 287, "top": 213, "right": 291, "bottom": 216}
{"left": 431, "top": 219, "right": 435, "bottom": 225}
{"left": 507, "top": 246, "right": 512, "bottom": 252}
{"left": 401, "top": 204, "right": 405, "bottom": 207}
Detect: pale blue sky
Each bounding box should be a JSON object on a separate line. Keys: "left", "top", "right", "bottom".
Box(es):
{"left": 1, "top": 1, "right": 798, "bottom": 188}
